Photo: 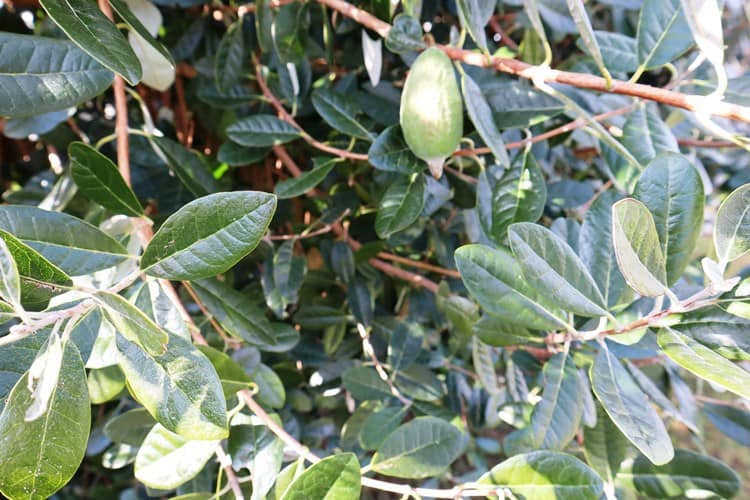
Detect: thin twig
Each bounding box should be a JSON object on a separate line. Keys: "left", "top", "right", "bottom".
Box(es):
{"left": 454, "top": 104, "right": 636, "bottom": 157}
{"left": 182, "top": 281, "right": 238, "bottom": 347}
{"left": 317, "top": 0, "right": 750, "bottom": 124}
{"left": 97, "top": 0, "right": 131, "bottom": 184}
{"left": 376, "top": 252, "right": 461, "bottom": 278}
{"left": 215, "top": 445, "right": 245, "bottom": 500}
{"left": 272, "top": 145, "right": 441, "bottom": 293}
{"left": 256, "top": 67, "right": 368, "bottom": 161}
{"left": 239, "top": 389, "right": 506, "bottom": 498}
{"left": 356, "top": 323, "right": 412, "bottom": 405}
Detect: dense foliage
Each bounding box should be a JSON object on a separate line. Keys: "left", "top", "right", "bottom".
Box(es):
{"left": 1, "top": 0, "right": 750, "bottom": 498}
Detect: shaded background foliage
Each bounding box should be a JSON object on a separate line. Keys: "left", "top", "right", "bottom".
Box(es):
{"left": 1, "top": 0, "right": 750, "bottom": 498}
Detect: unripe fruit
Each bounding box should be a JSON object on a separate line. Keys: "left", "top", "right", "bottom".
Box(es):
{"left": 400, "top": 47, "right": 463, "bottom": 178}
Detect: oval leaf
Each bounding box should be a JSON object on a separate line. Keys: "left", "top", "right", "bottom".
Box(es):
{"left": 40, "top": 0, "right": 141, "bottom": 84}
{"left": 370, "top": 416, "right": 467, "bottom": 478}
{"left": 618, "top": 448, "right": 740, "bottom": 499}
{"left": 0, "top": 340, "right": 89, "bottom": 500}
{"left": 591, "top": 347, "right": 674, "bottom": 465}
{"left": 634, "top": 153, "right": 704, "bottom": 285}
{"left": 135, "top": 424, "right": 218, "bottom": 489}
{"left": 115, "top": 332, "right": 228, "bottom": 440}
{"left": 0, "top": 33, "right": 113, "bottom": 118}
{"left": 455, "top": 244, "right": 568, "bottom": 330}
{"left": 612, "top": 198, "right": 669, "bottom": 297}
{"left": 226, "top": 115, "right": 301, "bottom": 147}
{"left": 281, "top": 453, "right": 361, "bottom": 500}
{"left": 714, "top": 183, "right": 750, "bottom": 267}
{"left": 0, "top": 205, "right": 130, "bottom": 276}
{"left": 657, "top": 327, "right": 750, "bottom": 400}
{"left": 509, "top": 222, "right": 608, "bottom": 317}
{"left": 478, "top": 451, "right": 605, "bottom": 500}
{"left": 312, "top": 87, "right": 374, "bottom": 140}
{"left": 375, "top": 174, "right": 425, "bottom": 239}
{"left": 141, "top": 191, "right": 276, "bottom": 280}
{"left": 70, "top": 142, "right": 143, "bottom": 216}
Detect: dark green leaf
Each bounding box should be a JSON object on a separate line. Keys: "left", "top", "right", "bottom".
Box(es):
{"left": 151, "top": 136, "right": 221, "bottom": 197}
{"left": 478, "top": 451, "right": 605, "bottom": 500}
{"left": 275, "top": 158, "right": 337, "bottom": 199}
{"left": 591, "top": 347, "right": 673, "bottom": 465}
{"left": 636, "top": 0, "right": 692, "bottom": 70}
{"left": 622, "top": 105, "right": 678, "bottom": 166}
{"left": 217, "top": 142, "right": 269, "bottom": 166}
{"left": 141, "top": 191, "right": 276, "bottom": 280}
{"left": 226, "top": 115, "right": 301, "bottom": 147}
{"left": 462, "top": 73, "right": 509, "bottom": 167}
{"left": 584, "top": 404, "right": 628, "bottom": 484}
{"left": 634, "top": 153, "right": 703, "bottom": 285}
{"left": 454, "top": 244, "right": 568, "bottom": 330}
{"left": 359, "top": 405, "right": 408, "bottom": 450}
{"left": 69, "top": 142, "right": 143, "bottom": 216}
{"left": 370, "top": 416, "right": 466, "bottom": 478}
{"left": 477, "top": 152, "right": 546, "bottom": 246}
{"left": 528, "top": 352, "right": 583, "bottom": 451}
{"left": 385, "top": 14, "right": 425, "bottom": 54}
{"left": 484, "top": 78, "right": 565, "bottom": 128}
{"left": 509, "top": 223, "right": 608, "bottom": 317}
{"left": 342, "top": 366, "right": 392, "bottom": 401}
{"left": 0, "top": 230, "right": 72, "bottom": 311}
{"left": 0, "top": 340, "right": 89, "bottom": 500}
{"left": 215, "top": 20, "right": 245, "bottom": 92}
{"left": 0, "top": 33, "right": 113, "bottom": 118}
{"left": 40, "top": 0, "right": 141, "bottom": 83}
{"left": 312, "top": 88, "right": 374, "bottom": 140}
{"left": 658, "top": 327, "right": 750, "bottom": 400}
{"left": 368, "top": 125, "right": 426, "bottom": 174}
{"left": 394, "top": 364, "right": 444, "bottom": 401}
{"left": 115, "top": 332, "right": 228, "bottom": 440}
{"left": 281, "top": 453, "right": 360, "bottom": 500}
{"left": 190, "top": 278, "right": 298, "bottom": 352}
{"left": 618, "top": 449, "right": 740, "bottom": 499}
{"left": 703, "top": 402, "right": 750, "bottom": 447}
{"left": 375, "top": 174, "right": 425, "bottom": 239}
{"left": 579, "top": 191, "right": 631, "bottom": 309}
{"left": 387, "top": 322, "right": 423, "bottom": 371}
{"left": 577, "top": 31, "right": 637, "bottom": 73}
{"left": 473, "top": 315, "right": 544, "bottom": 347}
{"left": 0, "top": 205, "right": 130, "bottom": 276}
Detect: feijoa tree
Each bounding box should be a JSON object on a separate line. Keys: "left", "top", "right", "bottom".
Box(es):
{"left": 1, "top": 0, "right": 750, "bottom": 498}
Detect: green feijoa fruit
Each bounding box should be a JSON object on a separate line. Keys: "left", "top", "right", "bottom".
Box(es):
{"left": 399, "top": 47, "right": 463, "bottom": 178}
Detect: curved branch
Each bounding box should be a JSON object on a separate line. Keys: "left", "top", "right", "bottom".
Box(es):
{"left": 317, "top": 0, "right": 750, "bottom": 124}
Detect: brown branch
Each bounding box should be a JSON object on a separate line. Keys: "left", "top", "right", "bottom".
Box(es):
{"left": 678, "top": 138, "right": 738, "bottom": 148}
{"left": 376, "top": 251, "right": 461, "bottom": 278}
{"left": 215, "top": 445, "right": 245, "bottom": 500}
{"left": 317, "top": 0, "right": 750, "bottom": 124}
{"left": 454, "top": 104, "right": 636, "bottom": 157}
{"left": 97, "top": 0, "right": 131, "bottom": 184}
{"left": 239, "top": 389, "right": 505, "bottom": 497}
{"left": 255, "top": 67, "right": 368, "bottom": 161}
{"left": 272, "top": 145, "right": 441, "bottom": 293}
